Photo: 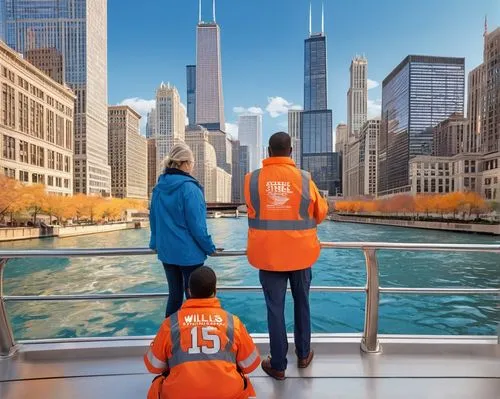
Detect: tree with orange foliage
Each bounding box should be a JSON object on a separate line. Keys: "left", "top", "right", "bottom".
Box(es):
{"left": 462, "top": 192, "right": 489, "bottom": 219}
{"left": 71, "top": 193, "right": 90, "bottom": 222}
{"left": 43, "top": 195, "right": 68, "bottom": 225}
{"left": 21, "top": 184, "right": 47, "bottom": 223}
{"left": 0, "top": 175, "right": 25, "bottom": 219}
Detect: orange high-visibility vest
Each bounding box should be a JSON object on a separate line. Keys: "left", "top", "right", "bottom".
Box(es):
{"left": 144, "top": 297, "right": 259, "bottom": 399}
{"left": 244, "top": 157, "right": 328, "bottom": 271}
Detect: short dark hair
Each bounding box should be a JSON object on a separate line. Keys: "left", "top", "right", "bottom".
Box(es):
{"left": 269, "top": 132, "right": 292, "bottom": 157}
{"left": 188, "top": 266, "right": 217, "bottom": 298}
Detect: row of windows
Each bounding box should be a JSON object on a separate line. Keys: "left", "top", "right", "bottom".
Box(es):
{"left": 3, "top": 66, "right": 72, "bottom": 117}
{"left": 2, "top": 134, "right": 71, "bottom": 171}
{"left": 1, "top": 83, "right": 73, "bottom": 149}
{"left": 2, "top": 167, "right": 70, "bottom": 189}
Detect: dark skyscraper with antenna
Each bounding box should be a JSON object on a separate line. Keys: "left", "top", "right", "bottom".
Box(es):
{"left": 301, "top": 2, "right": 340, "bottom": 196}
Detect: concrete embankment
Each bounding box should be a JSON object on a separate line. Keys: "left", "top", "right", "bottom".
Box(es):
{"left": 330, "top": 214, "right": 500, "bottom": 235}
{"left": 0, "top": 221, "right": 149, "bottom": 242}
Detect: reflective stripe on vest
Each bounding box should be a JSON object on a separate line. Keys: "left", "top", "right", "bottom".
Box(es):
{"left": 168, "top": 311, "right": 236, "bottom": 368}
{"left": 248, "top": 169, "right": 316, "bottom": 231}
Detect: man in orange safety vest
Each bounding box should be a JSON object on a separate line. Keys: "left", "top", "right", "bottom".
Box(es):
{"left": 144, "top": 266, "right": 260, "bottom": 399}
{"left": 244, "top": 132, "right": 328, "bottom": 380}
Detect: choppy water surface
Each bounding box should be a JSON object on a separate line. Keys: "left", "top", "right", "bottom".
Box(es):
{"left": 1, "top": 219, "right": 499, "bottom": 339}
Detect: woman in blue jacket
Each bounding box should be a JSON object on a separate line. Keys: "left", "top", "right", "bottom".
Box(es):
{"left": 149, "top": 143, "right": 217, "bottom": 317}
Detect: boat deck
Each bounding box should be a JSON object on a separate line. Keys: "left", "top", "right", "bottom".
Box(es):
{"left": 1, "top": 335, "right": 499, "bottom": 399}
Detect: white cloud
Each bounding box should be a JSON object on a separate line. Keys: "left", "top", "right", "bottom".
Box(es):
{"left": 266, "top": 96, "right": 302, "bottom": 118}
{"left": 368, "top": 98, "right": 382, "bottom": 119}
{"left": 233, "top": 106, "right": 264, "bottom": 115}
{"left": 119, "top": 97, "right": 156, "bottom": 134}
{"left": 225, "top": 122, "right": 238, "bottom": 138}
{"left": 367, "top": 79, "right": 379, "bottom": 90}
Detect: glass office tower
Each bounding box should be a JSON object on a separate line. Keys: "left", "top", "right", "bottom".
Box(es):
{"left": 186, "top": 65, "right": 196, "bottom": 126}
{"left": 378, "top": 55, "right": 465, "bottom": 196}
{"left": 301, "top": 32, "right": 338, "bottom": 195}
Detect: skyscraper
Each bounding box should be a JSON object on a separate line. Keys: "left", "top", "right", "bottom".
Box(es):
{"left": 347, "top": 56, "right": 368, "bottom": 138}
{"left": 186, "top": 65, "right": 196, "bottom": 126}
{"left": 155, "top": 82, "right": 186, "bottom": 171}
{"left": 195, "top": 0, "right": 224, "bottom": 130}
{"left": 238, "top": 114, "right": 262, "bottom": 171}
{"left": 300, "top": 3, "right": 339, "bottom": 195}
{"left": 146, "top": 108, "right": 157, "bottom": 139}
{"left": 108, "top": 106, "right": 147, "bottom": 200}
{"left": 185, "top": 126, "right": 218, "bottom": 201}
{"left": 482, "top": 27, "right": 500, "bottom": 153}
{"left": 147, "top": 138, "right": 157, "bottom": 198}
{"left": 231, "top": 140, "right": 249, "bottom": 203}
{"left": 2, "top": 0, "right": 111, "bottom": 196}
{"left": 288, "top": 110, "right": 302, "bottom": 168}
{"left": 360, "top": 119, "right": 379, "bottom": 196}
{"left": 467, "top": 64, "right": 485, "bottom": 153}
{"left": 25, "top": 47, "right": 64, "bottom": 85}
{"left": 378, "top": 55, "right": 465, "bottom": 196}
{"left": 185, "top": 125, "right": 231, "bottom": 202}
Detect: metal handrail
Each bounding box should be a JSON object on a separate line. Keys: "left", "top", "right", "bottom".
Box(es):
{"left": 0, "top": 242, "right": 499, "bottom": 358}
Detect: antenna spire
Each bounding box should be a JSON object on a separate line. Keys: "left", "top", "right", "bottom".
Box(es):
{"left": 309, "top": 2, "right": 312, "bottom": 36}
{"left": 321, "top": 2, "right": 324, "bottom": 34}
{"left": 484, "top": 14, "right": 488, "bottom": 37}
{"left": 198, "top": 0, "right": 202, "bottom": 23}
{"left": 213, "top": 0, "right": 216, "bottom": 23}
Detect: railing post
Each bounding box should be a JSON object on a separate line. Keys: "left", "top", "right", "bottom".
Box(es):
{"left": 0, "top": 258, "right": 17, "bottom": 358}
{"left": 361, "top": 249, "right": 381, "bottom": 353}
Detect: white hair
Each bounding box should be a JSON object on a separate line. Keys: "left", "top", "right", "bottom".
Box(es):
{"left": 161, "top": 143, "right": 194, "bottom": 172}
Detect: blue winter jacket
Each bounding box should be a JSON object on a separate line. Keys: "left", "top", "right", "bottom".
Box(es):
{"left": 149, "top": 169, "right": 216, "bottom": 266}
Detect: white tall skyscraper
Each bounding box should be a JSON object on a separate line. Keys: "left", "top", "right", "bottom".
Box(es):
{"left": 288, "top": 110, "right": 302, "bottom": 168}
{"left": 238, "top": 114, "right": 262, "bottom": 171}
{"left": 196, "top": 0, "right": 225, "bottom": 130}
{"left": 185, "top": 125, "right": 231, "bottom": 202}
{"left": 2, "top": 0, "right": 111, "bottom": 196}
{"left": 155, "top": 83, "right": 186, "bottom": 172}
{"left": 347, "top": 56, "right": 368, "bottom": 138}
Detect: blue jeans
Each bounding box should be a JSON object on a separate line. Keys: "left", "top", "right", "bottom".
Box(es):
{"left": 163, "top": 263, "right": 202, "bottom": 318}
{"left": 259, "top": 268, "right": 312, "bottom": 371}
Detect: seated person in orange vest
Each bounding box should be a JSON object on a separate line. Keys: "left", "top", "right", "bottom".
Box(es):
{"left": 144, "top": 266, "right": 260, "bottom": 399}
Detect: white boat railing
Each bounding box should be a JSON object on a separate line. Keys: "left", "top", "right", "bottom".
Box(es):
{"left": 0, "top": 242, "right": 499, "bottom": 358}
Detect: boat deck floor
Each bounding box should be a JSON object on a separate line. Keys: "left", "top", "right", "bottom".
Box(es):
{"left": 1, "top": 335, "right": 499, "bottom": 399}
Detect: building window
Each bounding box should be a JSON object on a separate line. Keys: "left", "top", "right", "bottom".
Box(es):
{"left": 19, "top": 170, "right": 29, "bottom": 182}
{"left": 48, "top": 150, "right": 55, "bottom": 169}
{"left": 47, "top": 109, "right": 54, "bottom": 143}
{"left": 64, "top": 156, "right": 71, "bottom": 173}
{"left": 56, "top": 153, "right": 63, "bottom": 171}
{"left": 19, "top": 141, "right": 29, "bottom": 163}
{"left": 55, "top": 177, "right": 62, "bottom": 187}
{"left": 32, "top": 173, "right": 45, "bottom": 184}
{"left": 64, "top": 179, "right": 70, "bottom": 188}
{"left": 2, "top": 135, "right": 15, "bottom": 160}
{"left": 65, "top": 120, "right": 73, "bottom": 150}
{"left": 56, "top": 115, "right": 64, "bottom": 146}
{"left": 48, "top": 176, "right": 54, "bottom": 186}
{"left": 3, "top": 167, "right": 15, "bottom": 178}
{"left": 2, "top": 83, "right": 16, "bottom": 128}
{"left": 19, "top": 93, "right": 29, "bottom": 133}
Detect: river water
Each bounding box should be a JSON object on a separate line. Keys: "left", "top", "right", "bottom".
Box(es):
{"left": 1, "top": 219, "right": 499, "bottom": 339}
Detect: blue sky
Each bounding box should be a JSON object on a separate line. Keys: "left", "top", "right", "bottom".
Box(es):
{"left": 109, "top": 0, "right": 500, "bottom": 142}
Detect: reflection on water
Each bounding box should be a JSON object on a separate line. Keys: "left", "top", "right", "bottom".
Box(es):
{"left": 2, "top": 219, "right": 499, "bottom": 339}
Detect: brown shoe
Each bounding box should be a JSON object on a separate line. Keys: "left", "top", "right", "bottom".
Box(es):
{"left": 297, "top": 350, "right": 314, "bottom": 368}
{"left": 261, "top": 357, "right": 285, "bottom": 380}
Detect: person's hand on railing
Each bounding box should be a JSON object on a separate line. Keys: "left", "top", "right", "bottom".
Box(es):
{"left": 211, "top": 248, "right": 224, "bottom": 256}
